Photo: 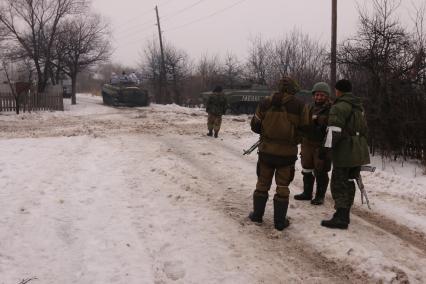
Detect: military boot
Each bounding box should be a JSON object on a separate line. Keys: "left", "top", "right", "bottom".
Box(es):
{"left": 273, "top": 198, "right": 290, "bottom": 231}
{"left": 294, "top": 172, "right": 314, "bottom": 201}
{"left": 214, "top": 130, "right": 219, "bottom": 138}
{"left": 248, "top": 192, "right": 268, "bottom": 223}
{"left": 311, "top": 172, "right": 329, "bottom": 205}
{"left": 344, "top": 207, "right": 351, "bottom": 224}
{"left": 321, "top": 208, "right": 349, "bottom": 229}
{"left": 207, "top": 129, "right": 213, "bottom": 136}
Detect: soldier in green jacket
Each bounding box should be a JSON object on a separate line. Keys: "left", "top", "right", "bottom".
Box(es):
{"left": 249, "top": 77, "right": 311, "bottom": 231}
{"left": 294, "top": 82, "right": 332, "bottom": 205}
{"left": 206, "top": 86, "right": 227, "bottom": 138}
{"left": 320, "top": 79, "right": 370, "bottom": 229}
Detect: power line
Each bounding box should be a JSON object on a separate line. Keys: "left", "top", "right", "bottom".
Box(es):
{"left": 115, "top": 22, "right": 157, "bottom": 40}
{"left": 119, "top": 33, "right": 156, "bottom": 47}
{"left": 114, "top": 0, "right": 251, "bottom": 52}
{"left": 115, "top": 0, "right": 206, "bottom": 36}
{"left": 162, "top": 0, "right": 208, "bottom": 22}
{"left": 114, "top": 18, "right": 154, "bottom": 34}
{"left": 164, "top": 0, "right": 249, "bottom": 32}
{"left": 114, "top": 0, "right": 174, "bottom": 33}
{"left": 115, "top": 0, "right": 245, "bottom": 43}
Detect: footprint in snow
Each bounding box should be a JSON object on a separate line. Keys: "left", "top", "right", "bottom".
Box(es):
{"left": 163, "top": 260, "right": 186, "bottom": 281}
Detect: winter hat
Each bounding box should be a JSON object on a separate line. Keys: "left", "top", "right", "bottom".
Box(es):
{"left": 311, "top": 82, "right": 331, "bottom": 96}
{"left": 278, "top": 76, "right": 300, "bottom": 95}
{"left": 335, "top": 79, "right": 352, "bottom": 93}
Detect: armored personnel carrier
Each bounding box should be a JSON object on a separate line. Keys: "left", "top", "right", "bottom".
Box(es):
{"left": 200, "top": 85, "right": 270, "bottom": 114}
{"left": 101, "top": 82, "right": 149, "bottom": 107}
{"left": 200, "top": 85, "right": 312, "bottom": 114}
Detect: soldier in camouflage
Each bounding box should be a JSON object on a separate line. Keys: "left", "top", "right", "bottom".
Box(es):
{"left": 320, "top": 79, "right": 370, "bottom": 229}
{"left": 205, "top": 86, "right": 227, "bottom": 138}
{"left": 249, "top": 77, "right": 311, "bottom": 231}
{"left": 294, "top": 82, "right": 332, "bottom": 205}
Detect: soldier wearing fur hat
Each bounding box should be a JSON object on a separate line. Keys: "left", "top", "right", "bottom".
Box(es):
{"left": 294, "top": 82, "right": 332, "bottom": 205}
{"left": 249, "top": 76, "right": 310, "bottom": 231}
{"left": 205, "top": 86, "right": 227, "bottom": 138}
{"left": 321, "top": 79, "right": 370, "bottom": 229}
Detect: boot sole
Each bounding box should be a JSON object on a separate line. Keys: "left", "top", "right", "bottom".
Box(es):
{"left": 274, "top": 220, "right": 290, "bottom": 231}
{"left": 320, "top": 222, "right": 348, "bottom": 229}
{"left": 294, "top": 197, "right": 312, "bottom": 201}
{"left": 249, "top": 214, "right": 263, "bottom": 223}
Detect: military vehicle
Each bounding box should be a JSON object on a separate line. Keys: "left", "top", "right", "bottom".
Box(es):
{"left": 200, "top": 85, "right": 312, "bottom": 114}
{"left": 200, "top": 85, "right": 270, "bottom": 114}
{"left": 101, "top": 82, "right": 149, "bottom": 107}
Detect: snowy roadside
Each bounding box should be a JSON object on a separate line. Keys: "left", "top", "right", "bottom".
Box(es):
{"left": 0, "top": 93, "right": 425, "bottom": 283}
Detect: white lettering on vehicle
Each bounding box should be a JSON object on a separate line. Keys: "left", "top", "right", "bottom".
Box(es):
{"left": 241, "top": 96, "right": 261, "bottom": 102}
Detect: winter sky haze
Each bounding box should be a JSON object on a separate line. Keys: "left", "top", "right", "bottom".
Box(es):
{"left": 91, "top": 0, "right": 425, "bottom": 67}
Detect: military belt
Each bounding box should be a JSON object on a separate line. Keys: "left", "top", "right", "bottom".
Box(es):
{"left": 262, "top": 137, "right": 296, "bottom": 146}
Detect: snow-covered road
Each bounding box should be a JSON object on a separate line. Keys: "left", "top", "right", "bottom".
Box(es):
{"left": 0, "top": 94, "right": 425, "bottom": 283}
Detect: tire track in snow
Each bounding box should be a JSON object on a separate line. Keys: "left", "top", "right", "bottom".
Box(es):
{"left": 208, "top": 134, "right": 426, "bottom": 255}
{"left": 157, "top": 135, "right": 373, "bottom": 284}
{"left": 159, "top": 134, "right": 426, "bottom": 283}
{"left": 351, "top": 206, "right": 426, "bottom": 253}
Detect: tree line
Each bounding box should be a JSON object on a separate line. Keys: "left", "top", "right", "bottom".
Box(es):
{"left": 338, "top": 0, "right": 426, "bottom": 167}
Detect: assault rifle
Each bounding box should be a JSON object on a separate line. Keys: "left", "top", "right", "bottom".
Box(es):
{"left": 243, "top": 140, "right": 260, "bottom": 155}
{"left": 356, "top": 165, "right": 376, "bottom": 210}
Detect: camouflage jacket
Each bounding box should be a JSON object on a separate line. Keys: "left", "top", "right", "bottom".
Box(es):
{"left": 327, "top": 92, "right": 370, "bottom": 167}
{"left": 302, "top": 101, "right": 331, "bottom": 146}
{"left": 251, "top": 92, "right": 310, "bottom": 158}
{"left": 206, "top": 92, "right": 227, "bottom": 115}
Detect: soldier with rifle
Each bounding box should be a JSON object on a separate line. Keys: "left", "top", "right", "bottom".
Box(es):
{"left": 248, "top": 76, "right": 310, "bottom": 231}
{"left": 320, "top": 79, "right": 371, "bottom": 229}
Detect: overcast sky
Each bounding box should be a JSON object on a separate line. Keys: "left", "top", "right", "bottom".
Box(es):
{"left": 91, "top": 0, "right": 424, "bottom": 67}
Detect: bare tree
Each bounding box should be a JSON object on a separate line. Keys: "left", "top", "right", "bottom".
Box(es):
{"left": 0, "top": 0, "right": 88, "bottom": 92}
{"left": 271, "top": 30, "right": 328, "bottom": 89}
{"left": 55, "top": 13, "right": 111, "bottom": 104}
{"left": 196, "top": 53, "right": 221, "bottom": 91}
{"left": 164, "top": 44, "right": 191, "bottom": 105}
{"left": 140, "top": 40, "right": 192, "bottom": 104}
{"left": 222, "top": 52, "right": 243, "bottom": 89}
{"left": 338, "top": 0, "right": 426, "bottom": 163}
{"left": 140, "top": 40, "right": 163, "bottom": 102}
{"left": 245, "top": 35, "right": 273, "bottom": 86}
{"left": 0, "top": 57, "right": 32, "bottom": 114}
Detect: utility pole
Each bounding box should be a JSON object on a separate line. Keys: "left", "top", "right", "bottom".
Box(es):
{"left": 155, "top": 5, "right": 167, "bottom": 103}
{"left": 331, "top": 0, "right": 337, "bottom": 97}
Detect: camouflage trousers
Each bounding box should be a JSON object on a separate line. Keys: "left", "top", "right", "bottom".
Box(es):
{"left": 207, "top": 113, "right": 222, "bottom": 132}
{"left": 300, "top": 142, "right": 331, "bottom": 173}
{"left": 330, "top": 166, "right": 361, "bottom": 209}
{"left": 255, "top": 160, "right": 295, "bottom": 202}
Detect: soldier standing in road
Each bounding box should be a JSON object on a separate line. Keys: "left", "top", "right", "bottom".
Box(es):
{"left": 294, "top": 82, "right": 332, "bottom": 205}
{"left": 205, "top": 86, "right": 227, "bottom": 138}
{"left": 249, "top": 77, "right": 310, "bottom": 231}
{"left": 320, "top": 79, "right": 370, "bottom": 229}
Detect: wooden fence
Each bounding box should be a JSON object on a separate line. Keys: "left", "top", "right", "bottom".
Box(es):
{"left": 0, "top": 86, "right": 64, "bottom": 113}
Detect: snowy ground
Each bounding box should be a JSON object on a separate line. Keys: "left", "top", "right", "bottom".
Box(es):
{"left": 0, "top": 94, "right": 425, "bottom": 284}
